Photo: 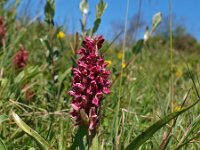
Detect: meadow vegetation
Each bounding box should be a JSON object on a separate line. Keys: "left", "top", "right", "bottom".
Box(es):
{"left": 0, "top": 0, "right": 200, "bottom": 149}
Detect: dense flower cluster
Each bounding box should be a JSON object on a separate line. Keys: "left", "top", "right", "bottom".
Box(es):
{"left": 13, "top": 46, "right": 29, "bottom": 69}
{"left": 68, "top": 36, "right": 111, "bottom": 135}
{"left": 0, "top": 17, "right": 6, "bottom": 46}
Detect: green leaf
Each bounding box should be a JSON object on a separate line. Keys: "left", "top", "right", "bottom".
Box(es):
{"left": 96, "top": 0, "right": 107, "bottom": 18}
{"left": 12, "top": 112, "right": 50, "bottom": 150}
{"left": 132, "top": 39, "right": 144, "bottom": 54}
{"left": 91, "top": 0, "right": 107, "bottom": 35}
{"left": 14, "top": 66, "right": 39, "bottom": 84}
{"left": 90, "top": 135, "right": 100, "bottom": 150}
{"left": 44, "top": 0, "right": 55, "bottom": 25}
{"left": 70, "top": 125, "right": 89, "bottom": 150}
{"left": 92, "top": 18, "right": 101, "bottom": 34}
{"left": 0, "top": 78, "right": 8, "bottom": 88}
{"left": 44, "top": 38, "right": 53, "bottom": 53}
{"left": 125, "top": 100, "right": 199, "bottom": 150}
{"left": 40, "top": 37, "right": 52, "bottom": 53}
{"left": 152, "top": 12, "right": 162, "bottom": 33}
{"left": 40, "top": 37, "right": 54, "bottom": 64}
{"left": 0, "top": 115, "right": 8, "bottom": 124}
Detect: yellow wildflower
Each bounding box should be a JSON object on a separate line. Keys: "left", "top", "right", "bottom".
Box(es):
{"left": 57, "top": 31, "right": 65, "bottom": 39}
{"left": 117, "top": 52, "right": 123, "bottom": 59}
{"left": 122, "top": 63, "right": 126, "bottom": 69}
{"left": 105, "top": 60, "right": 112, "bottom": 67}
{"left": 173, "top": 101, "right": 182, "bottom": 112}
{"left": 175, "top": 69, "right": 183, "bottom": 78}
{"left": 174, "top": 105, "right": 181, "bottom": 112}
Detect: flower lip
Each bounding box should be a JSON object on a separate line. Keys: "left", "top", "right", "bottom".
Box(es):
{"left": 73, "top": 83, "right": 85, "bottom": 91}
{"left": 103, "top": 87, "right": 111, "bottom": 94}
{"left": 92, "top": 97, "right": 99, "bottom": 106}
{"left": 95, "top": 35, "right": 104, "bottom": 49}
{"left": 71, "top": 103, "right": 81, "bottom": 111}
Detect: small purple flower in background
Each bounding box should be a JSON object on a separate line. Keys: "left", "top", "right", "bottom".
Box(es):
{"left": 22, "top": 84, "right": 35, "bottom": 101}
{"left": 0, "top": 17, "right": 6, "bottom": 46}
{"left": 68, "top": 35, "right": 111, "bottom": 136}
{"left": 13, "top": 46, "right": 29, "bottom": 69}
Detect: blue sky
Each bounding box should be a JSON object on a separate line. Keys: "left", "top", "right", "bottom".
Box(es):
{"left": 14, "top": 0, "right": 200, "bottom": 40}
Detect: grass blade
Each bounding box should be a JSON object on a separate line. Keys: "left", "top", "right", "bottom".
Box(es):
{"left": 125, "top": 100, "right": 199, "bottom": 150}
{"left": 11, "top": 111, "right": 50, "bottom": 150}
{"left": 175, "top": 114, "right": 200, "bottom": 149}
{"left": 0, "top": 138, "right": 7, "bottom": 150}
{"left": 0, "top": 115, "right": 8, "bottom": 124}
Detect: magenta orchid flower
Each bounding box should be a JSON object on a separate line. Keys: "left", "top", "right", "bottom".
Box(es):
{"left": 0, "top": 17, "right": 6, "bottom": 46}
{"left": 68, "top": 36, "right": 111, "bottom": 135}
